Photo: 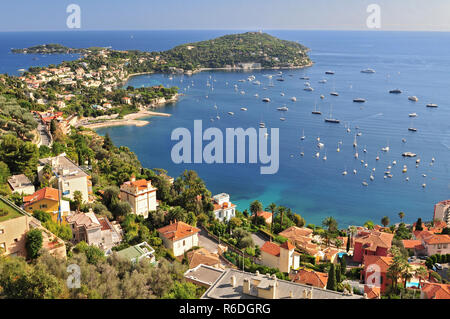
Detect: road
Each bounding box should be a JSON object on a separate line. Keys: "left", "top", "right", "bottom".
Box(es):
{"left": 197, "top": 228, "right": 219, "bottom": 254}
{"left": 34, "top": 115, "right": 52, "bottom": 147}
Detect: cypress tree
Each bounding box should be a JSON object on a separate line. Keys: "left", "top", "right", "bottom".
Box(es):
{"left": 336, "top": 264, "right": 342, "bottom": 283}
{"left": 327, "top": 264, "right": 337, "bottom": 291}
{"left": 340, "top": 256, "right": 347, "bottom": 275}
{"left": 346, "top": 234, "right": 351, "bottom": 252}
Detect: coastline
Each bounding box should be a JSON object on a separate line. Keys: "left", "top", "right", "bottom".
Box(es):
{"left": 79, "top": 109, "right": 172, "bottom": 129}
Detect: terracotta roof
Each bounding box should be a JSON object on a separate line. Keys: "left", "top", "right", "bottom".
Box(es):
{"left": 66, "top": 212, "right": 101, "bottom": 230}
{"left": 122, "top": 179, "right": 151, "bottom": 190}
{"left": 213, "top": 202, "right": 236, "bottom": 211}
{"left": 98, "top": 217, "right": 112, "bottom": 231}
{"left": 363, "top": 255, "right": 393, "bottom": 273}
{"left": 157, "top": 221, "right": 200, "bottom": 241}
{"left": 421, "top": 283, "right": 450, "bottom": 299}
{"left": 186, "top": 248, "right": 221, "bottom": 269}
{"left": 402, "top": 239, "right": 423, "bottom": 249}
{"left": 354, "top": 230, "right": 394, "bottom": 252}
{"left": 364, "top": 285, "right": 381, "bottom": 299}
{"left": 260, "top": 241, "right": 281, "bottom": 256}
{"left": 414, "top": 230, "right": 435, "bottom": 240}
{"left": 23, "top": 187, "right": 59, "bottom": 206}
{"left": 279, "top": 226, "right": 313, "bottom": 239}
{"left": 291, "top": 269, "right": 328, "bottom": 288}
{"left": 255, "top": 211, "right": 273, "bottom": 221}
{"left": 280, "top": 240, "right": 295, "bottom": 251}
{"left": 423, "top": 234, "right": 450, "bottom": 245}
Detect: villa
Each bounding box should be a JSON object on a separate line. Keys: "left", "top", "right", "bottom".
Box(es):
{"left": 0, "top": 196, "right": 66, "bottom": 258}
{"left": 361, "top": 255, "right": 393, "bottom": 294}
{"left": 119, "top": 176, "right": 157, "bottom": 218}
{"left": 212, "top": 193, "right": 236, "bottom": 222}
{"left": 259, "top": 240, "right": 300, "bottom": 273}
{"left": 352, "top": 230, "right": 394, "bottom": 263}
{"left": 157, "top": 221, "right": 200, "bottom": 257}
{"left": 116, "top": 241, "right": 155, "bottom": 263}
{"left": 23, "top": 187, "right": 70, "bottom": 224}
{"left": 290, "top": 268, "right": 328, "bottom": 288}
{"left": 67, "top": 210, "right": 122, "bottom": 252}
{"left": 7, "top": 174, "right": 35, "bottom": 195}
{"left": 37, "top": 153, "right": 92, "bottom": 203}
{"left": 433, "top": 200, "right": 450, "bottom": 225}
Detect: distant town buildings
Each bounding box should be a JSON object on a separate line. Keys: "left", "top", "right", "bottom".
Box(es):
{"left": 119, "top": 176, "right": 157, "bottom": 218}
{"left": 434, "top": 200, "right": 450, "bottom": 225}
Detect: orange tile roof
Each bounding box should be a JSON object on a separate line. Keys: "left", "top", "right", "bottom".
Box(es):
{"left": 186, "top": 248, "right": 221, "bottom": 269}
{"left": 423, "top": 234, "right": 450, "bottom": 245}
{"left": 256, "top": 211, "right": 272, "bottom": 220}
{"left": 414, "top": 230, "right": 435, "bottom": 240}
{"left": 123, "top": 179, "right": 150, "bottom": 190}
{"left": 292, "top": 269, "right": 328, "bottom": 288}
{"left": 421, "top": 283, "right": 450, "bottom": 299}
{"left": 355, "top": 230, "right": 394, "bottom": 252}
{"left": 402, "top": 239, "right": 423, "bottom": 249}
{"left": 280, "top": 240, "right": 295, "bottom": 251}
{"left": 157, "top": 221, "right": 200, "bottom": 241}
{"left": 364, "top": 285, "right": 381, "bottom": 299}
{"left": 363, "top": 255, "right": 393, "bottom": 273}
{"left": 261, "top": 241, "right": 281, "bottom": 256}
{"left": 279, "top": 226, "right": 313, "bottom": 241}
{"left": 213, "top": 202, "right": 236, "bottom": 211}
{"left": 23, "top": 187, "right": 59, "bottom": 206}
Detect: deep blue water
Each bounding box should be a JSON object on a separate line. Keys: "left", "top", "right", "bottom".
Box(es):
{"left": 1, "top": 30, "right": 449, "bottom": 227}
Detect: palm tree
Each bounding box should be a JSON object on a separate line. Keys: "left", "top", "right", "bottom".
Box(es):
{"left": 277, "top": 206, "right": 287, "bottom": 228}
{"left": 266, "top": 203, "right": 277, "bottom": 233}
{"left": 398, "top": 211, "right": 405, "bottom": 222}
{"left": 415, "top": 266, "right": 428, "bottom": 288}
{"left": 402, "top": 263, "right": 413, "bottom": 288}
{"left": 250, "top": 200, "right": 263, "bottom": 224}
{"left": 381, "top": 216, "right": 390, "bottom": 227}
{"left": 364, "top": 220, "right": 375, "bottom": 230}
{"left": 387, "top": 246, "right": 409, "bottom": 293}
{"left": 322, "top": 217, "right": 338, "bottom": 232}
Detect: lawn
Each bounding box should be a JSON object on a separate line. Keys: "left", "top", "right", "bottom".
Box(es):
{"left": 0, "top": 198, "right": 24, "bottom": 222}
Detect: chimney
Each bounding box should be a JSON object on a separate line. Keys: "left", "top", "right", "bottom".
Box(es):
{"left": 230, "top": 275, "right": 237, "bottom": 287}
{"left": 307, "top": 289, "right": 313, "bottom": 299}
{"left": 243, "top": 278, "right": 251, "bottom": 294}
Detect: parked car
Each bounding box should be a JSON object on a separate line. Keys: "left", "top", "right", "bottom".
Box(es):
{"left": 435, "top": 263, "right": 443, "bottom": 270}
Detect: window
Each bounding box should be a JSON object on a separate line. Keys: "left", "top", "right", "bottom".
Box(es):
{"left": 0, "top": 229, "right": 4, "bottom": 234}
{"left": 183, "top": 240, "right": 186, "bottom": 246}
{"left": 14, "top": 238, "right": 18, "bottom": 242}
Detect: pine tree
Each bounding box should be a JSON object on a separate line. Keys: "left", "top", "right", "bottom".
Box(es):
{"left": 327, "top": 264, "right": 337, "bottom": 291}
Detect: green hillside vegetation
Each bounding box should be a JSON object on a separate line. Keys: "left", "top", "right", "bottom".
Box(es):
{"left": 161, "top": 32, "right": 311, "bottom": 70}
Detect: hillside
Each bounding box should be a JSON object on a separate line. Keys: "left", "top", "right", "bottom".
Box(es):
{"left": 161, "top": 32, "right": 311, "bottom": 70}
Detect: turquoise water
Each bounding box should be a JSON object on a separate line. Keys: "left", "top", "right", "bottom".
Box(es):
{"left": 0, "top": 30, "right": 447, "bottom": 227}
{"left": 97, "top": 31, "right": 450, "bottom": 227}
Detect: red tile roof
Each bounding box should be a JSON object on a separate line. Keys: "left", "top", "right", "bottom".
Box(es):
{"left": 402, "top": 239, "right": 423, "bottom": 249}
{"left": 255, "top": 211, "right": 272, "bottom": 221}
{"left": 363, "top": 255, "right": 393, "bottom": 273}
{"left": 421, "top": 283, "right": 450, "bottom": 299}
{"left": 291, "top": 269, "right": 328, "bottom": 288}
{"left": 23, "top": 187, "right": 59, "bottom": 206}
{"left": 260, "top": 241, "right": 280, "bottom": 256}
{"left": 157, "top": 221, "right": 200, "bottom": 241}
{"left": 280, "top": 240, "right": 295, "bottom": 251}
{"left": 423, "top": 234, "right": 450, "bottom": 245}
{"left": 355, "top": 230, "right": 394, "bottom": 252}
{"left": 364, "top": 285, "right": 381, "bottom": 299}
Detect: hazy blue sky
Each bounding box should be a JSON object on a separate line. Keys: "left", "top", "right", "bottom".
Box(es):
{"left": 1, "top": 0, "right": 450, "bottom": 32}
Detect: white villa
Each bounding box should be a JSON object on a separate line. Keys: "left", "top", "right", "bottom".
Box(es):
{"left": 212, "top": 193, "right": 236, "bottom": 222}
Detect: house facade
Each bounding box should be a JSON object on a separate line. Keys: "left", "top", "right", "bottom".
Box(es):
{"left": 260, "top": 240, "right": 300, "bottom": 273}
{"left": 7, "top": 174, "right": 35, "bottom": 195}
{"left": 23, "top": 187, "right": 71, "bottom": 224}
{"left": 119, "top": 176, "right": 157, "bottom": 218}
{"left": 157, "top": 221, "right": 200, "bottom": 256}
{"left": 352, "top": 230, "right": 394, "bottom": 263}
{"left": 212, "top": 193, "right": 236, "bottom": 222}
{"left": 361, "top": 255, "right": 393, "bottom": 294}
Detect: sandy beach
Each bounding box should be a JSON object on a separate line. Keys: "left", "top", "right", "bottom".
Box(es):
{"left": 79, "top": 110, "right": 171, "bottom": 129}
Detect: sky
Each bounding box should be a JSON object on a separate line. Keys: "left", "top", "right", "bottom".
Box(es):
{"left": 1, "top": 0, "right": 450, "bottom": 32}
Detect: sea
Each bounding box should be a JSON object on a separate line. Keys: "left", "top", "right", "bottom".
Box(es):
{"left": 1, "top": 30, "right": 449, "bottom": 227}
